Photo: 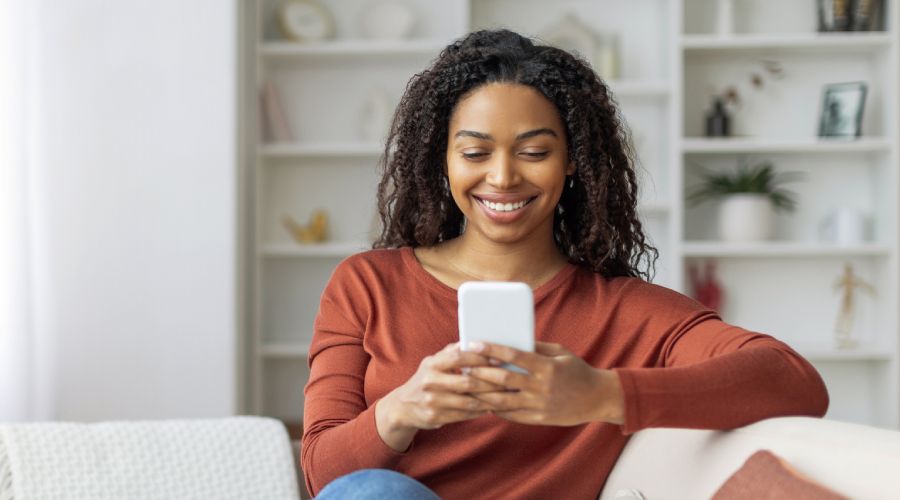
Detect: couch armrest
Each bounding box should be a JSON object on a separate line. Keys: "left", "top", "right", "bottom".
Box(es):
{"left": 600, "top": 417, "right": 900, "bottom": 499}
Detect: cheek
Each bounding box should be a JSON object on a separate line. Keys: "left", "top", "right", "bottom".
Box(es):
{"left": 529, "top": 166, "right": 567, "bottom": 194}
{"left": 447, "top": 162, "right": 476, "bottom": 193}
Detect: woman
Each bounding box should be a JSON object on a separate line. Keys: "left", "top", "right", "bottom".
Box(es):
{"left": 301, "top": 29, "right": 828, "bottom": 499}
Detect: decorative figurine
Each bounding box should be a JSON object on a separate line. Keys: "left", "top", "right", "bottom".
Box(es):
{"left": 282, "top": 210, "right": 329, "bottom": 243}
{"left": 833, "top": 262, "right": 876, "bottom": 349}
{"left": 688, "top": 259, "right": 724, "bottom": 313}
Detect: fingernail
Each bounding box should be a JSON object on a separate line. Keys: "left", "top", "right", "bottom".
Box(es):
{"left": 469, "top": 341, "right": 485, "bottom": 352}
{"left": 489, "top": 358, "right": 503, "bottom": 366}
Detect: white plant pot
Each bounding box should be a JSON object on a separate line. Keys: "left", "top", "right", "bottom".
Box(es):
{"left": 717, "top": 193, "right": 776, "bottom": 242}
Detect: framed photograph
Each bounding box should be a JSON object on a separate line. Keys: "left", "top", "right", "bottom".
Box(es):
{"left": 818, "top": 82, "right": 867, "bottom": 138}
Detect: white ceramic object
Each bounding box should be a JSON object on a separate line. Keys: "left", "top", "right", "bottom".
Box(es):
{"left": 359, "top": 1, "right": 416, "bottom": 40}
{"left": 820, "top": 207, "right": 868, "bottom": 245}
{"left": 717, "top": 193, "right": 775, "bottom": 242}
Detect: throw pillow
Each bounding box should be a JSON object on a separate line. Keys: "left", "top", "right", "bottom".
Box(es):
{"left": 711, "top": 449, "right": 848, "bottom": 499}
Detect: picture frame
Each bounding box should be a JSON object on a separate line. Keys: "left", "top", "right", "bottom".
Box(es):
{"left": 818, "top": 82, "right": 867, "bottom": 138}
{"left": 817, "top": 0, "right": 885, "bottom": 32}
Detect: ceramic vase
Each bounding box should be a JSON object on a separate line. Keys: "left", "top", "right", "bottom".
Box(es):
{"left": 718, "top": 193, "right": 775, "bottom": 241}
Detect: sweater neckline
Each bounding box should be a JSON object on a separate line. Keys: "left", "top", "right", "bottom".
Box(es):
{"left": 400, "top": 246, "right": 579, "bottom": 302}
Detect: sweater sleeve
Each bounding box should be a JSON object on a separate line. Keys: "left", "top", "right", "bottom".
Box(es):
{"left": 300, "top": 260, "right": 409, "bottom": 496}
{"left": 612, "top": 286, "right": 830, "bottom": 436}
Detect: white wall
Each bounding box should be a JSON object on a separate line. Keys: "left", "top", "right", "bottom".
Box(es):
{"left": 27, "top": 0, "right": 239, "bottom": 420}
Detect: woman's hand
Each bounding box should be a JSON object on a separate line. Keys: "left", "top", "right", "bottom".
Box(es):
{"left": 466, "top": 341, "right": 625, "bottom": 426}
{"left": 375, "top": 342, "right": 504, "bottom": 452}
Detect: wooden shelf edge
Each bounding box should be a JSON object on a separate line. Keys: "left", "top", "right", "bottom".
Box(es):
{"left": 261, "top": 242, "right": 371, "bottom": 258}
{"left": 799, "top": 348, "right": 896, "bottom": 362}
{"left": 681, "top": 242, "right": 891, "bottom": 258}
{"left": 260, "top": 39, "right": 448, "bottom": 57}
{"left": 681, "top": 137, "right": 892, "bottom": 154}
{"left": 260, "top": 142, "right": 384, "bottom": 158}
{"left": 682, "top": 32, "right": 892, "bottom": 51}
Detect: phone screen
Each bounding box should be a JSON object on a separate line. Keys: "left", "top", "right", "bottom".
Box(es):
{"left": 458, "top": 281, "right": 534, "bottom": 373}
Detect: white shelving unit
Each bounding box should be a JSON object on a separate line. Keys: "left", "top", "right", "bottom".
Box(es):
{"left": 241, "top": 0, "right": 900, "bottom": 434}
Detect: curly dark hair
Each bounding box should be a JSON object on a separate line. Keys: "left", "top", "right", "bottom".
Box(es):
{"left": 373, "top": 28, "right": 659, "bottom": 281}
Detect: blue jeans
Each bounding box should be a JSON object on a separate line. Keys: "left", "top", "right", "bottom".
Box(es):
{"left": 315, "top": 469, "right": 440, "bottom": 499}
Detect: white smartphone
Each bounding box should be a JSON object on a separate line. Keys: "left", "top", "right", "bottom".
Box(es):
{"left": 458, "top": 281, "right": 534, "bottom": 373}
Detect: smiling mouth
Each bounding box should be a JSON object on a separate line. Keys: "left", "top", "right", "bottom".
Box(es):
{"left": 474, "top": 196, "right": 537, "bottom": 213}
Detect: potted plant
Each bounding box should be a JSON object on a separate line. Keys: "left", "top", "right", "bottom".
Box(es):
{"left": 686, "top": 159, "right": 804, "bottom": 242}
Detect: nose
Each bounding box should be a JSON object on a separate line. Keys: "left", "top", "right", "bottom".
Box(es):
{"left": 485, "top": 151, "right": 522, "bottom": 189}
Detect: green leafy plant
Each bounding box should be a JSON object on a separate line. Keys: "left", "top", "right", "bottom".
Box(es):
{"left": 685, "top": 159, "right": 805, "bottom": 213}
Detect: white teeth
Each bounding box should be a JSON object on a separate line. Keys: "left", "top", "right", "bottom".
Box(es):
{"left": 480, "top": 198, "right": 530, "bottom": 212}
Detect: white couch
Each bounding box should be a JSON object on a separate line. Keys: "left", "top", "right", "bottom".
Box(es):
{"left": 2, "top": 416, "right": 899, "bottom": 499}
{"left": 600, "top": 416, "right": 900, "bottom": 499}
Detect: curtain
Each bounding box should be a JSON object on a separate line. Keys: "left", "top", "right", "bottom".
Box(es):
{"left": 0, "top": 0, "right": 33, "bottom": 421}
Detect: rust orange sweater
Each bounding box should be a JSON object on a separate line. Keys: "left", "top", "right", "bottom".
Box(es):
{"left": 302, "top": 247, "right": 829, "bottom": 499}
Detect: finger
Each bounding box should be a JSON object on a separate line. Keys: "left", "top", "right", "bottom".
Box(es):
{"left": 468, "top": 342, "right": 541, "bottom": 371}
{"left": 467, "top": 366, "right": 533, "bottom": 390}
{"left": 535, "top": 341, "right": 570, "bottom": 356}
{"left": 418, "top": 409, "right": 489, "bottom": 429}
{"left": 429, "top": 346, "right": 494, "bottom": 372}
{"left": 471, "top": 391, "right": 532, "bottom": 412}
{"left": 421, "top": 373, "right": 505, "bottom": 394}
{"left": 423, "top": 391, "right": 494, "bottom": 412}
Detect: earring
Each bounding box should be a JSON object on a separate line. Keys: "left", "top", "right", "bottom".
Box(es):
{"left": 568, "top": 176, "right": 575, "bottom": 189}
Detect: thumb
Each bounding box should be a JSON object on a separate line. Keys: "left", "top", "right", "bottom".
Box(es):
{"left": 535, "top": 341, "right": 569, "bottom": 356}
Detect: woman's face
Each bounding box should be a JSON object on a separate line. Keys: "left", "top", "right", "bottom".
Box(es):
{"left": 446, "top": 82, "right": 573, "bottom": 246}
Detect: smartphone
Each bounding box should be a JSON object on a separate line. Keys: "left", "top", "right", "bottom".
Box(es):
{"left": 458, "top": 281, "right": 534, "bottom": 373}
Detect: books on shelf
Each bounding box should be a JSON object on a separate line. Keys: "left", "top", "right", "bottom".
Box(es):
{"left": 260, "top": 80, "right": 294, "bottom": 143}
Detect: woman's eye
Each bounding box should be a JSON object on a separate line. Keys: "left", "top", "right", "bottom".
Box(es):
{"left": 522, "top": 151, "right": 549, "bottom": 159}
{"left": 462, "top": 152, "right": 488, "bottom": 160}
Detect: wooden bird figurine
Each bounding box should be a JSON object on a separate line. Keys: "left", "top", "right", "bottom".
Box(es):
{"left": 282, "top": 210, "right": 329, "bottom": 243}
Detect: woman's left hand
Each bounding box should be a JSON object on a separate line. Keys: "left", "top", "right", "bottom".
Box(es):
{"left": 465, "top": 341, "right": 625, "bottom": 426}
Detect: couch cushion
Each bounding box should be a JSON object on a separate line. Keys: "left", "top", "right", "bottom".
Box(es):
{"left": 711, "top": 450, "right": 847, "bottom": 499}
{"left": 0, "top": 416, "right": 300, "bottom": 500}
{"left": 600, "top": 417, "right": 900, "bottom": 499}
{"left": 0, "top": 434, "right": 12, "bottom": 500}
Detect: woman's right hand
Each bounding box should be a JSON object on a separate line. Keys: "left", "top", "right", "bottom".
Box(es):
{"left": 375, "top": 342, "right": 503, "bottom": 452}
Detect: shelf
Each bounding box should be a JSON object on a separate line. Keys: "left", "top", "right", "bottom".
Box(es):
{"left": 260, "top": 142, "right": 384, "bottom": 158}
{"left": 682, "top": 32, "right": 892, "bottom": 53}
{"left": 638, "top": 200, "right": 671, "bottom": 215}
{"left": 246, "top": 1, "right": 900, "bottom": 429}
{"left": 797, "top": 347, "right": 895, "bottom": 362}
{"left": 682, "top": 241, "right": 892, "bottom": 258}
{"left": 682, "top": 137, "right": 892, "bottom": 155}
{"left": 259, "top": 342, "right": 310, "bottom": 358}
{"left": 607, "top": 80, "right": 671, "bottom": 99}
{"left": 259, "top": 39, "right": 447, "bottom": 58}
{"left": 262, "top": 242, "right": 370, "bottom": 258}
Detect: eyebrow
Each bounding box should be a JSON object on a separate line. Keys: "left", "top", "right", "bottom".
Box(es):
{"left": 453, "top": 128, "right": 559, "bottom": 141}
